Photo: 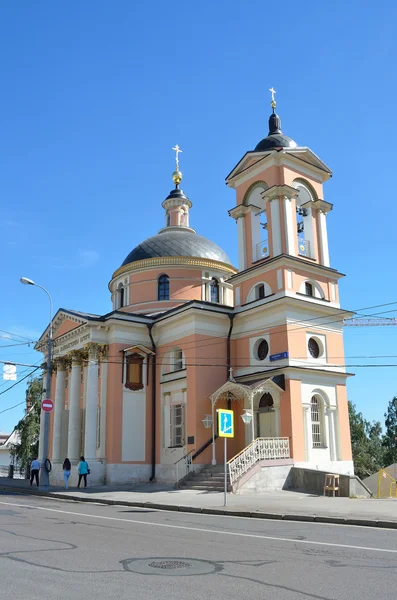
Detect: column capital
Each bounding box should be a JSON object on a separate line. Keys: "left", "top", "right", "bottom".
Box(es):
{"left": 84, "top": 342, "right": 101, "bottom": 359}
{"left": 69, "top": 350, "right": 84, "bottom": 366}
{"left": 228, "top": 204, "right": 249, "bottom": 221}
{"left": 261, "top": 184, "right": 298, "bottom": 202}
{"left": 53, "top": 357, "right": 67, "bottom": 372}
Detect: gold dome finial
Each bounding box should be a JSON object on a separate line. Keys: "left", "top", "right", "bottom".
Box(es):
{"left": 172, "top": 144, "right": 183, "bottom": 186}
{"left": 269, "top": 86, "right": 276, "bottom": 112}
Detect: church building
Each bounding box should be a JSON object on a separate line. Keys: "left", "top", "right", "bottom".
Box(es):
{"left": 36, "top": 92, "right": 353, "bottom": 487}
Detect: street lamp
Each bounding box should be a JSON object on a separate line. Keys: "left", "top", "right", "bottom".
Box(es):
{"left": 20, "top": 277, "right": 53, "bottom": 490}
{"left": 241, "top": 409, "right": 253, "bottom": 425}
{"left": 201, "top": 415, "right": 213, "bottom": 429}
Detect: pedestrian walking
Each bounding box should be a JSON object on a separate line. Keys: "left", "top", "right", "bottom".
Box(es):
{"left": 77, "top": 455, "right": 89, "bottom": 488}
{"left": 62, "top": 457, "right": 71, "bottom": 490}
{"left": 30, "top": 457, "right": 40, "bottom": 486}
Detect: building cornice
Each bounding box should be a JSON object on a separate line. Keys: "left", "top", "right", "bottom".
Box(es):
{"left": 111, "top": 256, "right": 237, "bottom": 283}
{"left": 228, "top": 254, "right": 344, "bottom": 283}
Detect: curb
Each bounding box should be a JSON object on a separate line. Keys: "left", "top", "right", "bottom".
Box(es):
{"left": 1, "top": 484, "right": 397, "bottom": 529}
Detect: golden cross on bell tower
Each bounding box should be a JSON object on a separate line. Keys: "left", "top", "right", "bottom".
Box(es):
{"left": 269, "top": 87, "right": 276, "bottom": 111}
{"left": 172, "top": 144, "right": 182, "bottom": 171}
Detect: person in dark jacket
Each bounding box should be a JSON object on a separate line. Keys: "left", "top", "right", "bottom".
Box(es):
{"left": 77, "top": 456, "right": 89, "bottom": 488}
{"left": 62, "top": 458, "right": 71, "bottom": 490}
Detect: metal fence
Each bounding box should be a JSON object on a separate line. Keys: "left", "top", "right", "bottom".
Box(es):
{"left": 0, "top": 465, "right": 26, "bottom": 479}
{"left": 377, "top": 469, "right": 397, "bottom": 498}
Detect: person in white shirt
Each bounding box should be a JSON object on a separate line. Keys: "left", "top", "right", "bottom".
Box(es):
{"left": 30, "top": 458, "right": 40, "bottom": 486}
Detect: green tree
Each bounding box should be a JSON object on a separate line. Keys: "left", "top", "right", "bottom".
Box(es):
{"left": 348, "top": 401, "right": 384, "bottom": 479}
{"left": 383, "top": 396, "right": 397, "bottom": 466}
{"left": 10, "top": 377, "right": 43, "bottom": 469}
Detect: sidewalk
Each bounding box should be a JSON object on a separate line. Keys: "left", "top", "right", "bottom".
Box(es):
{"left": 1, "top": 477, "right": 396, "bottom": 528}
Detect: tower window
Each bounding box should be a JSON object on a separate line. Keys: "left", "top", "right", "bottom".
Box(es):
{"left": 173, "top": 348, "right": 184, "bottom": 372}
{"left": 167, "top": 213, "right": 171, "bottom": 227}
{"left": 308, "top": 337, "right": 320, "bottom": 359}
{"left": 158, "top": 275, "right": 170, "bottom": 300}
{"left": 257, "top": 284, "right": 265, "bottom": 300}
{"left": 117, "top": 283, "right": 125, "bottom": 308}
{"left": 311, "top": 396, "right": 324, "bottom": 447}
{"left": 305, "top": 282, "right": 313, "bottom": 297}
{"left": 256, "top": 339, "right": 269, "bottom": 361}
{"left": 210, "top": 278, "right": 219, "bottom": 303}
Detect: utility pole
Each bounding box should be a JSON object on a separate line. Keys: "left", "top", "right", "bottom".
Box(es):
{"left": 20, "top": 277, "right": 53, "bottom": 490}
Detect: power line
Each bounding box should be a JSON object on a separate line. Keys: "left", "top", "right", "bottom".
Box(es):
{"left": 0, "top": 367, "right": 41, "bottom": 397}
{"left": 0, "top": 329, "right": 35, "bottom": 342}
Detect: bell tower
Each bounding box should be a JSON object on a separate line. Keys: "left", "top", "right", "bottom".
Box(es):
{"left": 227, "top": 90, "right": 333, "bottom": 272}
{"left": 225, "top": 90, "right": 353, "bottom": 473}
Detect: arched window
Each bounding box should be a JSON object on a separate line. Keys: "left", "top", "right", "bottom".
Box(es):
{"left": 259, "top": 392, "right": 274, "bottom": 413}
{"left": 305, "top": 282, "right": 313, "bottom": 297}
{"left": 257, "top": 284, "right": 265, "bottom": 300}
{"left": 117, "top": 283, "right": 125, "bottom": 308}
{"left": 311, "top": 395, "right": 324, "bottom": 447}
{"left": 166, "top": 213, "right": 171, "bottom": 227}
{"left": 158, "top": 275, "right": 170, "bottom": 300}
{"left": 210, "top": 278, "right": 219, "bottom": 303}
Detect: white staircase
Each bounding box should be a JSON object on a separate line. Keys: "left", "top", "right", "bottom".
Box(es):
{"left": 228, "top": 437, "right": 290, "bottom": 486}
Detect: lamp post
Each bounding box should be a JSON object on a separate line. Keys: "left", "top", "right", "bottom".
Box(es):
{"left": 20, "top": 277, "right": 53, "bottom": 490}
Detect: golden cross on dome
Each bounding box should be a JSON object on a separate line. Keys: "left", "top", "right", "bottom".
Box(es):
{"left": 172, "top": 144, "right": 182, "bottom": 171}
{"left": 269, "top": 87, "right": 276, "bottom": 110}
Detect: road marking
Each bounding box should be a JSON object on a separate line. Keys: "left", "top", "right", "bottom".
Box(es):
{"left": 0, "top": 499, "right": 396, "bottom": 555}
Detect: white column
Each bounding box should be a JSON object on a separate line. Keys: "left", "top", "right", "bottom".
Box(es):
{"left": 318, "top": 210, "right": 330, "bottom": 267}
{"left": 99, "top": 358, "right": 108, "bottom": 457}
{"left": 303, "top": 405, "right": 312, "bottom": 462}
{"left": 67, "top": 355, "right": 82, "bottom": 462}
{"left": 38, "top": 372, "right": 47, "bottom": 461}
{"left": 52, "top": 363, "right": 66, "bottom": 462}
{"left": 250, "top": 209, "right": 261, "bottom": 262}
{"left": 283, "top": 197, "right": 296, "bottom": 255}
{"left": 274, "top": 407, "right": 281, "bottom": 438}
{"left": 270, "top": 198, "right": 282, "bottom": 256}
{"left": 84, "top": 346, "right": 99, "bottom": 462}
{"left": 324, "top": 407, "right": 331, "bottom": 455}
{"left": 250, "top": 393, "right": 255, "bottom": 442}
{"left": 329, "top": 408, "right": 337, "bottom": 461}
{"left": 237, "top": 216, "right": 246, "bottom": 269}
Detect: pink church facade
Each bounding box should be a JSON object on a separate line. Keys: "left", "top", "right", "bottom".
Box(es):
{"left": 36, "top": 100, "right": 353, "bottom": 487}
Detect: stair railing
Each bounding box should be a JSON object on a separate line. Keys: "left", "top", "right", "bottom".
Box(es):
{"left": 174, "top": 448, "right": 196, "bottom": 484}
{"left": 227, "top": 437, "right": 290, "bottom": 485}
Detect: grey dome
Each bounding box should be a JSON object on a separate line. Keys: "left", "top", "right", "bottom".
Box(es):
{"left": 121, "top": 228, "right": 232, "bottom": 267}
{"left": 255, "top": 111, "right": 297, "bottom": 152}
{"left": 255, "top": 133, "right": 297, "bottom": 152}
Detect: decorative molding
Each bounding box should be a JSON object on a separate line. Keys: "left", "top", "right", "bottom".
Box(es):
{"left": 261, "top": 185, "right": 298, "bottom": 202}
{"left": 111, "top": 256, "right": 238, "bottom": 280}
{"left": 307, "top": 199, "right": 333, "bottom": 214}
{"left": 228, "top": 204, "right": 249, "bottom": 221}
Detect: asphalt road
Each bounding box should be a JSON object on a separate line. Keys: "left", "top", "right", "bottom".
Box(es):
{"left": 1, "top": 492, "right": 397, "bottom": 600}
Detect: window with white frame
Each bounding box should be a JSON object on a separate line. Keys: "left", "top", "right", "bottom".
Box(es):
{"left": 170, "top": 404, "right": 184, "bottom": 447}
{"left": 172, "top": 348, "right": 184, "bottom": 372}
{"left": 311, "top": 395, "right": 324, "bottom": 448}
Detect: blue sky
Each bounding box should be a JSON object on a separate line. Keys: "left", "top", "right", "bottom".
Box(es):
{"left": 1, "top": 1, "right": 396, "bottom": 433}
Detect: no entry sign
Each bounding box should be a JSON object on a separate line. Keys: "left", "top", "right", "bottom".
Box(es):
{"left": 42, "top": 399, "right": 54, "bottom": 413}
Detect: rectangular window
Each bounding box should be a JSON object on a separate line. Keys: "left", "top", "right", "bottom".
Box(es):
{"left": 258, "top": 284, "right": 265, "bottom": 300}
{"left": 125, "top": 353, "right": 144, "bottom": 391}
{"left": 173, "top": 349, "right": 184, "bottom": 371}
{"left": 311, "top": 398, "right": 322, "bottom": 447}
{"left": 305, "top": 282, "right": 313, "bottom": 297}
{"left": 65, "top": 372, "right": 69, "bottom": 389}
{"left": 170, "top": 404, "right": 184, "bottom": 447}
